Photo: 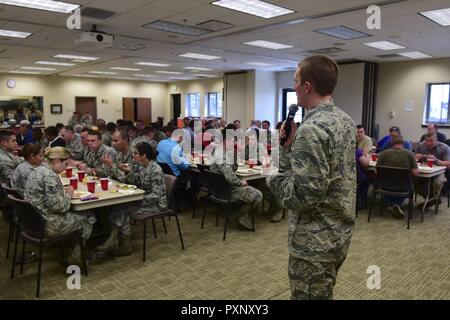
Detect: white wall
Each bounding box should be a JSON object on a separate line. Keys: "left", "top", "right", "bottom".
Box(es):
{"left": 224, "top": 72, "right": 248, "bottom": 126}
{"left": 0, "top": 74, "right": 168, "bottom": 125}
{"left": 376, "top": 58, "right": 450, "bottom": 142}
{"left": 254, "top": 70, "right": 277, "bottom": 127}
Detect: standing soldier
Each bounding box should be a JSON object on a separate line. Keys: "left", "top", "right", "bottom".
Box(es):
{"left": 267, "top": 55, "right": 356, "bottom": 300}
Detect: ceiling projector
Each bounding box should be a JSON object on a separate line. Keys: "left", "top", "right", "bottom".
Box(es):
{"left": 74, "top": 32, "right": 114, "bottom": 47}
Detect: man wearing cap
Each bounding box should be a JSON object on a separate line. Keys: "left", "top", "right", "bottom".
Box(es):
{"left": 17, "top": 120, "right": 34, "bottom": 146}
{"left": 379, "top": 126, "right": 412, "bottom": 152}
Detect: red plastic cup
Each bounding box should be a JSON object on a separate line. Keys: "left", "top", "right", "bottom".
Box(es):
{"left": 87, "top": 181, "right": 95, "bottom": 193}
{"left": 69, "top": 177, "right": 78, "bottom": 190}
{"left": 65, "top": 167, "right": 73, "bottom": 177}
{"left": 100, "top": 178, "right": 109, "bottom": 191}
{"left": 427, "top": 159, "right": 434, "bottom": 168}
{"left": 249, "top": 161, "right": 256, "bottom": 169}
{"left": 371, "top": 153, "right": 378, "bottom": 161}
{"left": 77, "top": 171, "right": 85, "bottom": 182}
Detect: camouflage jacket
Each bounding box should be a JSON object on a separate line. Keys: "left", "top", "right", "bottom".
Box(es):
{"left": 110, "top": 148, "right": 134, "bottom": 182}
{"left": 126, "top": 160, "right": 168, "bottom": 211}
{"left": 24, "top": 163, "right": 71, "bottom": 221}
{"left": 66, "top": 136, "right": 85, "bottom": 161}
{"left": 130, "top": 136, "right": 157, "bottom": 150}
{"left": 84, "top": 144, "right": 117, "bottom": 177}
{"left": 209, "top": 150, "right": 241, "bottom": 189}
{"left": 102, "top": 132, "right": 113, "bottom": 147}
{"left": 11, "top": 160, "right": 36, "bottom": 196}
{"left": 0, "top": 148, "right": 23, "bottom": 185}
{"left": 267, "top": 100, "right": 356, "bottom": 263}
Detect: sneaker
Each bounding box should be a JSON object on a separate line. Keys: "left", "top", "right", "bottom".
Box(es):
{"left": 391, "top": 204, "right": 405, "bottom": 219}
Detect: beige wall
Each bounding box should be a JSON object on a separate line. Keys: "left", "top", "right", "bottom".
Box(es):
{"left": 376, "top": 58, "right": 450, "bottom": 142}
{"left": 224, "top": 72, "right": 249, "bottom": 126}
{"left": 0, "top": 74, "right": 168, "bottom": 126}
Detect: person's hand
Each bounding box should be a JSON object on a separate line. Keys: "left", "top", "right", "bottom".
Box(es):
{"left": 241, "top": 180, "right": 248, "bottom": 186}
{"left": 101, "top": 154, "right": 113, "bottom": 167}
{"left": 415, "top": 153, "right": 423, "bottom": 160}
{"left": 427, "top": 155, "right": 437, "bottom": 162}
{"left": 65, "top": 186, "right": 74, "bottom": 198}
{"left": 119, "top": 163, "right": 131, "bottom": 172}
{"left": 281, "top": 120, "right": 297, "bottom": 149}
{"left": 77, "top": 162, "right": 87, "bottom": 171}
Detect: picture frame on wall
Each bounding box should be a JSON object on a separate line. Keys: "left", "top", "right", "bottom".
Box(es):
{"left": 50, "top": 104, "right": 62, "bottom": 114}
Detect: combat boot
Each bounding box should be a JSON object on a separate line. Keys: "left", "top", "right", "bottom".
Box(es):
{"left": 109, "top": 234, "right": 132, "bottom": 256}
{"left": 96, "top": 225, "right": 119, "bottom": 253}
{"left": 270, "top": 209, "right": 284, "bottom": 223}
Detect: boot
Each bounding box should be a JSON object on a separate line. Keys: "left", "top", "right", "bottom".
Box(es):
{"left": 96, "top": 225, "right": 119, "bottom": 253}
{"left": 270, "top": 209, "right": 284, "bottom": 223}
{"left": 65, "top": 243, "right": 86, "bottom": 270}
{"left": 109, "top": 234, "right": 132, "bottom": 256}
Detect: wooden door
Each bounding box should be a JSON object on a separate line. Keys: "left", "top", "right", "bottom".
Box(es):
{"left": 75, "top": 97, "right": 97, "bottom": 123}
{"left": 171, "top": 94, "right": 181, "bottom": 123}
{"left": 136, "top": 98, "right": 151, "bottom": 126}
{"left": 123, "top": 97, "right": 134, "bottom": 122}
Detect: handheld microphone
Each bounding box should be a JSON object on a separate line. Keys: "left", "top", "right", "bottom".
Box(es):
{"left": 281, "top": 104, "right": 299, "bottom": 146}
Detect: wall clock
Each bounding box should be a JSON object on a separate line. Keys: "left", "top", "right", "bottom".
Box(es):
{"left": 6, "top": 79, "right": 16, "bottom": 89}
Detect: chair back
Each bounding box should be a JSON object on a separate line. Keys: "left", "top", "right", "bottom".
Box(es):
{"left": 375, "top": 166, "right": 413, "bottom": 192}
{"left": 164, "top": 174, "right": 177, "bottom": 210}
{"left": 157, "top": 162, "right": 175, "bottom": 176}
{"left": 7, "top": 194, "right": 46, "bottom": 237}
{"left": 1, "top": 182, "right": 23, "bottom": 199}
{"left": 197, "top": 164, "right": 211, "bottom": 188}
{"left": 203, "top": 170, "right": 232, "bottom": 200}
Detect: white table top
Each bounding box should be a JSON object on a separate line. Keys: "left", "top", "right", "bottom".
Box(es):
{"left": 189, "top": 163, "right": 267, "bottom": 181}
{"left": 369, "top": 160, "right": 446, "bottom": 177}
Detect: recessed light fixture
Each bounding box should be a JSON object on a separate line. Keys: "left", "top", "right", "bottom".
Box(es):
{"left": 183, "top": 67, "right": 213, "bottom": 71}
{"left": 88, "top": 71, "right": 118, "bottom": 75}
{"left": 178, "top": 53, "right": 222, "bottom": 60}
{"left": 243, "top": 40, "right": 293, "bottom": 50}
{"left": 419, "top": 8, "right": 450, "bottom": 27}
{"left": 398, "top": 51, "right": 433, "bottom": 59}
{"left": 363, "top": 40, "right": 406, "bottom": 50}
{"left": 35, "top": 61, "right": 75, "bottom": 66}
{"left": 143, "top": 20, "right": 210, "bottom": 36}
{"left": 9, "top": 70, "right": 41, "bottom": 74}
{"left": 54, "top": 54, "right": 99, "bottom": 61}
{"left": 135, "top": 62, "right": 171, "bottom": 67}
{"left": 110, "top": 67, "right": 142, "bottom": 71}
{"left": 314, "top": 26, "right": 370, "bottom": 40}
{"left": 156, "top": 71, "right": 183, "bottom": 75}
{"left": 0, "top": 0, "right": 79, "bottom": 13}
{"left": 246, "top": 62, "right": 272, "bottom": 67}
{"left": 133, "top": 74, "right": 156, "bottom": 78}
{"left": 211, "top": 0, "right": 294, "bottom": 19}
{"left": 0, "top": 29, "right": 32, "bottom": 38}
{"left": 20, "top": 66, "right": 56, "bottom": 71}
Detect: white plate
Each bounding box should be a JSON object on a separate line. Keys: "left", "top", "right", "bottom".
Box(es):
{"left": 72, "top": 191, "right": 91, "bottom": 199}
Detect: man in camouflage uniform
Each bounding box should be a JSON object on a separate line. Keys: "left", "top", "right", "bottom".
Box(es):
{"left": 101, "top": 129, "right": 135, "bottom": 182}
{"left": 24, "top": 147, "right": 96, "bottom": 265}
{"left": 267, "top": 55, "right": 356, "bottom": 300}
{"left": 78, "top": 130, "right": 116, "bottom": 177}
{"left": 209, "top": 134, "right": 263, "bottom": 230}
{"left": 130, "top": 126, "right": 157, "bottom": 150}
{"left": 0, "top": 130, "right": 22, "bottom": 185}
{"left": 61, "top": 126, "right": 85, "bottom": 161}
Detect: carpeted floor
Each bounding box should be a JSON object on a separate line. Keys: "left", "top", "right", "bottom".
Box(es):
{"left": 1, "top": 198, "right": 450, "bottom": 300}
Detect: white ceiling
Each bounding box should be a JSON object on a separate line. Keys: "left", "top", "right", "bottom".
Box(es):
{"left": 0, "top": 0, "right": 449, "bottom": 82}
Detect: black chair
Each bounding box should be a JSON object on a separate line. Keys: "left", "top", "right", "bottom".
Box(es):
{"left": 132, "top": 174, "right": 185, "bottom": 262}
{"left": 1, "top": 183, "right": 23, "bottom": 259}
{"left": 8, "top": 194, "right": 88, "bottom": 298}
{"left": 368, "top": 166, "right": 414, "bottom": 229}
{"left": 157, "top": 162, "right": 175, "bottom": 176}
{"left": 201, "top": 170, "right": 255, "bottom": 241}
{"left": 192, "top": 164, "right": 210, "bottom": 218}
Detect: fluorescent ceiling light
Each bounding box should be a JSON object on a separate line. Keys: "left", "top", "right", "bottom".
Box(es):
{"left": 88, "top": 71, "right": 118, "bottom": 75}
{"left": 110, "top": 67, "right": 142, "bottom": 71}
{"left": 246, "top": 62, "right": 272, "bottom": 67}
{"left": 111, "top": 77, "right": 137, "bottom": 81}
{"left": 398, "top": 51, "right": 433, "bottom": 59}
{"left": 74, "top": 74, "right": 99, "bottom": 78}
{"left": 0, "top": 29, "right": 32, "bottom": 38}
{"left": 135, "top": 62, "right": 171, "bottom": 67}
{"left": 9, "top": 70, "right": 41, "bottom": 74}
{"left": 0, "top": 0, "right": 79, "bottom": 13}
{"left": 212, "top": 0, "right": 294, "bottom": 19}
{"left": 183, "top": 67, "right": 213, "bottom": 71}
{"left": 36, "top": 61, "right": 75, "bottom": 66}
{"left": 363, "top": 40, "right": 406, "bottom": 50}
{"left": 178, "top": 53, "right": 222, "bottom": 60}
{"left": 419, "top": 8, "right": 450, "bottom": 27}
{"left": 156, "top": 71, "right": 183, "bottom": 75}
{"left": 21, "top": 66, "right": 56, "bottom": 71}
{"left": 143, "top": 20, "right": 210, "bottom": 36}
{"left": 133, "top": 74, "right": 156, "bottom": 78}
{"left": 71, "top": 59, "right": 89, "bottom": 63}
{"left": 243, "top": 40, "right": 293, "bottom": 50}
{"left": 54, "top": 54, "right": 99, "bottom": 61}
{"left": 314, "top": 26, "right": 370, "bottom": 40}
{"left": 195, "top": 74, "right": 220, "bottom": 78}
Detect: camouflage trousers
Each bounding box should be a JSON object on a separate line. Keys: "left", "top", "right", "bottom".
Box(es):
{"left": 248, "top": 180, "right": 281, "bottom": 213}
{"left": 46, "top": 211, "right": 96, "bottom": 241}
{"left": 231, "top": 186, "right": 263, "bottom": 215}
{"left": 109, "top": 201, "right": 161, "bottom": 236}
{"left": 288, "top": 256, "right": 344, "bottom": 300}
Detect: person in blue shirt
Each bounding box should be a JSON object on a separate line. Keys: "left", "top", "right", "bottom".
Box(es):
{"left": 17, "top": 120, "right": 34, "bottom": 146}
{"left": 156, "top": 129, "right": 189, "bottom": 177}
{"left": 379, "top": 126, "right": 412, "bottom": 152}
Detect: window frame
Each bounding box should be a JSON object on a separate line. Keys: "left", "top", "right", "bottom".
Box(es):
{"left": 424, "top": 82, "right": 450, "bottom": 126}
{"left": 206, "top": 92, "right": 223, "bottom": 118}
{"left": 185, "top": 93, "right": 201, "bottom": 117}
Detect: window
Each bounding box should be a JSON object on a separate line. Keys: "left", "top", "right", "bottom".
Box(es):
{"left": 206, "top": 92, "right": 223, "bottom": 117}
{"left": 186, "top": 93, "right": 200, "bottom": 117}
{"left": 425, "top": 83, "right": 450, "bottom": 124}
{"left": 282, "top": 89, "right": 303, "bottom": 123}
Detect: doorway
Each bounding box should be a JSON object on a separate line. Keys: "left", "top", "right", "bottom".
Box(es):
{"left": 123, "top": 97, "right": 152, "bottom": 125}
{"left": 75, "top": 97, "right": 97, "bottom": 123}
{"left": 171, "top": 94, "right": 181, "bottom": 123}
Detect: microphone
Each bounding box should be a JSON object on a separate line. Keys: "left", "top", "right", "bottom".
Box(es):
{"left": 281, "top": 104, "right": 299, "bottom": 146}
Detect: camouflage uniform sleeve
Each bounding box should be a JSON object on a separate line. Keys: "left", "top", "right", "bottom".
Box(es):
{"left": 70, "top": 141, "right": 85, "bottom": 161}
{"left": 1, "top": 159, "right": 17, "bottom": 183}
{"left": 267, "top": 123, "right": 330, "bottom": 212}
{"left": 44, "top": 173, "right": 71, "bottom": 214}
{"left": 95, "top": 148, "right": 117, "bottom": 177}
{"left": 142, "top": 169, "right": 166, "bottom": 208}
{"left": 221, "top": 164, "right": 242, "bottom": 187}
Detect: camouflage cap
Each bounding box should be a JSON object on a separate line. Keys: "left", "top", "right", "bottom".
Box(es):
{"left": 44, "top": 146, "right": 71, "bottom": 160}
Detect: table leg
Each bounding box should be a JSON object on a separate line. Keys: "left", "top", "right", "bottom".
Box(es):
{"left": 434, "top": 176, "right": 439, "bottom": 214}
{"left": 422, "top": 178, "right": 431, "bottom": 217}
